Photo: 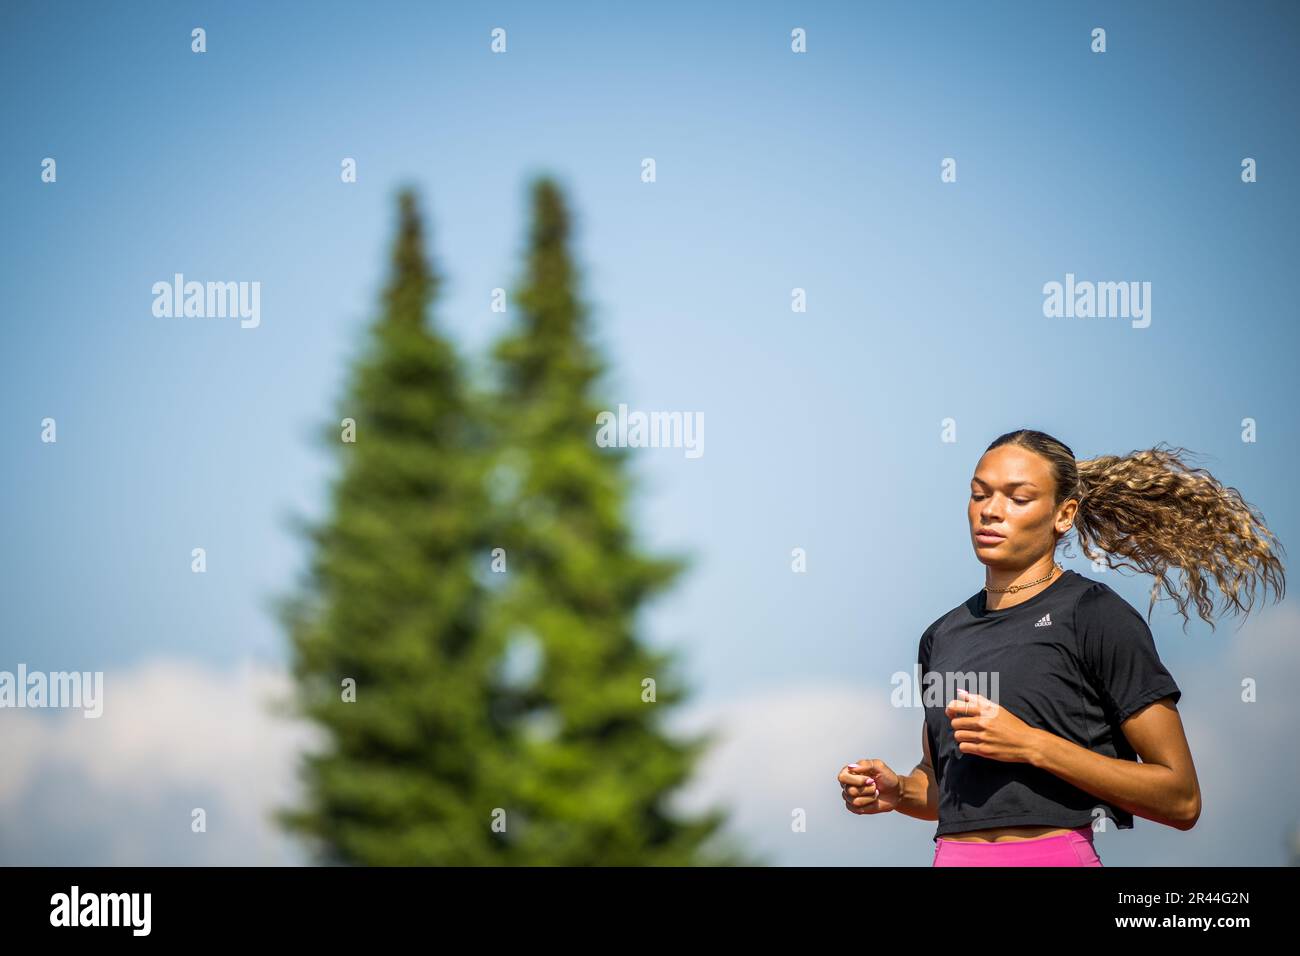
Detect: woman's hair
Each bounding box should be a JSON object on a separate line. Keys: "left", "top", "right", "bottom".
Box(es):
{"left": 986, "top": 428, "right": 1286, "bottom": 633}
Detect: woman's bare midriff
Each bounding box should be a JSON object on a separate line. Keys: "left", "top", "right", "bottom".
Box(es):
{"left": 941, "top": 825, "right": 1077, "bottom": 843}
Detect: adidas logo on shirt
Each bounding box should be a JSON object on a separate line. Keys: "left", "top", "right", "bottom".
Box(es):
{"left": 1034, "top": 613, "right": 1052, "bottom": 628}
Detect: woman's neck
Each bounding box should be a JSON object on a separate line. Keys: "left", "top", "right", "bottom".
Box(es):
{"left": 984, "top": 561, "right": 1062, "bottom": 610}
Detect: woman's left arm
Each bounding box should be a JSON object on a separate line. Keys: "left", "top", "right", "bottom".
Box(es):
{"left": 948, "top": 688, "right": 1201, "bottom": 829}
{"left": 1027, "top": 696, "right": 1201, "bottom": 830}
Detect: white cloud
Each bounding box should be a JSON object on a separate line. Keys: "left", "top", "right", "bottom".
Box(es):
{"left": 0, "top": 657, "right": 321, "bottom": 865}
{"left": 1, "top": 610, "right": 1296, "bottom": 866}
{"left": 663, "top": 680, "right": 932, "bottom": 866}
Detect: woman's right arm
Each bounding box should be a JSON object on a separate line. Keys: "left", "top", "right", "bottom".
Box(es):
{"left": 893, "top": 722, "right": 939, "bottom": 822}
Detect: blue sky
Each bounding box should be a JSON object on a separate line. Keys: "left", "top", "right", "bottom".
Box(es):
{"left": 2, "top": 0, "right": 1298, "bottom": 865}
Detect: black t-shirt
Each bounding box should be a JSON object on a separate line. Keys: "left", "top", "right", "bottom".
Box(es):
{"left": 917, "top": 569, "right": 1182, "bottom": 840}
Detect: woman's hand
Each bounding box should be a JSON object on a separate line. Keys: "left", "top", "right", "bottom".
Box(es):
{"left": 946, "top": 687, "right": 1042, "bottom": 764}
{"left": 838, "top": 758, "right": 905, "bottom": 814}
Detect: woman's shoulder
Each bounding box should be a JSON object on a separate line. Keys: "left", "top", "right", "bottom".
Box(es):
{"left": 1069, "top": 571, "right": 1145, "bottom": 617}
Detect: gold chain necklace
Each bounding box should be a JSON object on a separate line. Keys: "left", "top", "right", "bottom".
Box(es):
{"left": 985, "top": 562, "right": 1063, "bottom": 594}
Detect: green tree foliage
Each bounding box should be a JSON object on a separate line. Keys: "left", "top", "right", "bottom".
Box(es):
{"left": 276, "top": 179, "right": 751, "bottom": 866}
{"left": 485, "top": 177, "right": 751, "bottom": 865}
{"left": 274, "top": 187, "right": 502, "bottom": 864}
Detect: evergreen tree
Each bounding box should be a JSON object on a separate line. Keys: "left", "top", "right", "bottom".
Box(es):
{"left": 486, "top": 177, "right": 753, "bottom": 865}
{"left": 274, "top": 187, "right": 503, "bottom": 865}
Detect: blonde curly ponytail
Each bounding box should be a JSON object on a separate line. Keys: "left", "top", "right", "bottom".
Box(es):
{"left": 988, "top": 431, "right": 1286, "bottom": 633}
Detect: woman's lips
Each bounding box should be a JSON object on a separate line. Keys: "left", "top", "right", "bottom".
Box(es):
{"left": 975, "top": 531, "right": 1006, "bottom": 545}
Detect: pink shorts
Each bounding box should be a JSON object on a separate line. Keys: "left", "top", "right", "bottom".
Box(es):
{"left": 932, "top": 825, "right": 1102, "bottom": 867}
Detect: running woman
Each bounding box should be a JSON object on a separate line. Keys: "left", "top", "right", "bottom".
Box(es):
{"left": 838, "top": 429, "right": 1286, "bottom": 866}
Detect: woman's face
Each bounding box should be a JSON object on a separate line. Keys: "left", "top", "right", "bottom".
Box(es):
{"left": 968, "top": 445, "right": 1073, "bottom": 568}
